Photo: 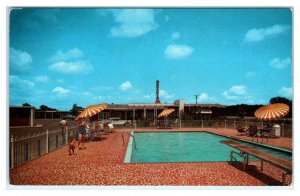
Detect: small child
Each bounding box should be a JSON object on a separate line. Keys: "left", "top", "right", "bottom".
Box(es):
{"left": 68, "top": 137, "right": 76, "bottom": 155}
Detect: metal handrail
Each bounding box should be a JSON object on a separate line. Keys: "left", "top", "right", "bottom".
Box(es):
{"left": 122, "top": 131, "right": 137, "bottom": 149}
{"left": 251, "top": 132, "right": 259, "bottom": 148}
{"left": 251, "top": 130, "right": 270, "bottom": 147}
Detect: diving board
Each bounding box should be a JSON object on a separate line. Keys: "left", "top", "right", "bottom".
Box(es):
{"left": 222, "top": 140, "right": 292, "bottom": 185}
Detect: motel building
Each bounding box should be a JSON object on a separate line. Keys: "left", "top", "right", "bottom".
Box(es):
{"left": 33, "top": 100, "right": 226, "bottom": 122}
{"left": 10, "top": 100, "right": 226, "bottom": 127}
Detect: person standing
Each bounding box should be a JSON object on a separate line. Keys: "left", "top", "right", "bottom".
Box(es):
{"left": 60, "top": 119, "right": 68, "bottom": 144}
{"left": 77, "top": 121, "right": 87, "bottom": 149}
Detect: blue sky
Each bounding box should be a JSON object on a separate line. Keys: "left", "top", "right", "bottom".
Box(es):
{"left": 9, "top": 8, "right": 292, "bottom": 110}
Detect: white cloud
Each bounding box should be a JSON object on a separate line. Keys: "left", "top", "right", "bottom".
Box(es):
{"left": 57, "top": 79, "right": 64, "bottom": 83}
{"left": 197, "top": 93, "right": 216, "bottom": 103}
{"left": 144, "top": 95, "right": 152, "bottom": 99}
{"left": 52, "top": 87, "right": 70, "bottom": 94}
{"left": 245, "top": 71, "right": 256, "bottom": 78}
{"left": 229, "top": 85, "right": 246, "bottom": 95}
{"left": 83, "top": 92, "right": 91, "bottom": 96}
{"left": 9, "top": 75, "right": 35, "bottom": 99}
{"left": 110, "top": 9, "right": 158, "bottom": 37}
{"left": 223, "top": 85, "right": 246, "bottom": 99}
{"left": 159, "top": 90, "right": 173, "bottom": 100}
{"left": 49, "top": 48, "right": 84, "bottom": 62}
{"left": 19, "top": 9, "right": 60, "bottom": 30}
{"left": 223, "top": 92, "right": 237, "bottom": 100}
{"left": 48, "top": 61, "right": 93, "bottom": 74}
{"left": 119, "top": 81, "right": 132, "bottom": 91}
{"left": 48, "top": 47, "right": 94, "bottom": 74}
{"left": 171, "top": 32, "right": 181, "bottom": 40}
{"left": 91, "top": 95, "right": 106, "bottom": 101}
{"left": 269, "top": 57, "right": 291, "bottom": 69}
{"left": 10, "top": 75, "right": 35, "bottom": 89}
{"left": 34, "top": 75, "right": 50, "bottom": 83}
{"left": 33, "top": 9, "right": 60, "bottom": 23}
{"left": 244, "top": 24, "right": 289, "bottom": 42}
{"left": 164, "top": 44, "right": 194, "bottom": 59}
{"left": 279, "top": 87, "right": 292, "bottom": 97}
{"left": 10, "top": 47, "right": 33, "bottom": 74}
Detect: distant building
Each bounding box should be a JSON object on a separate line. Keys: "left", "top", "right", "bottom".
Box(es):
{"left": 9, "top": 106, "right": 35, "bottom": 127}
{"left": 35, "top": 110, "right": 70, "bottom": 119}
{"left": 52, "top": 102, "right": 222, "bottom": 120}
{"left": 96, "top": 101, "right": 225, "bottom": 121}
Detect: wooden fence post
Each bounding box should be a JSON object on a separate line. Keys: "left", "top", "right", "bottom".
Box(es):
{"left": 46, "top": 130, "right": 49, "bottom": 154}
{"left": 10, "top": 135, "right": 14, "bottom": 169}
{"left": 281, "top": 123, "right": 285, "bottom": 137}
{"left": 65, "top": 127, "right": 68, "bottom": 145}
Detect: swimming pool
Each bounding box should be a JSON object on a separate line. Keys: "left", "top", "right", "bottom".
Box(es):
{"left": 124, "top": 131, "right": 292, "bottom": 163}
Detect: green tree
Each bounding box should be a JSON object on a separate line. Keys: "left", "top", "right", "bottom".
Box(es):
{"left": 70, "top": 104, "right": 83, "bottom": 116}
{"left": 39, "top": 105, "right": 56, "bottom": 111}
{"left": 22, "top": 103, "right": 31, "bottom": 106}
{"left": 269, "top": 96, "right": 291, "bottom": 105}
{"left": 269, "top": 96, "right": 292, "bottom": 118}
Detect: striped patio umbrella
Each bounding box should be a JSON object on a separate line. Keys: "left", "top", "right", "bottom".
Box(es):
{"left": 75, "top": 104, "right": 108, "bottom": 120}
{"left": 254, "top": 103, "right": 289, "bottom": 120}
{"left": 157, "top": 108, "right": 175, "bottom": 118}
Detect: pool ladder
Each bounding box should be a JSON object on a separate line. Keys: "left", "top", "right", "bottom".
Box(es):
{"left": 251, "top": 131, "right": 268, "bottom": 148}
{"left": 122, "top": 131, "right": 137, "bottom": 149}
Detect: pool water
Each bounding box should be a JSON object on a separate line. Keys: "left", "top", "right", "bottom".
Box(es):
{"left": 127, "top": 132, "right": 292, "bottom": 163}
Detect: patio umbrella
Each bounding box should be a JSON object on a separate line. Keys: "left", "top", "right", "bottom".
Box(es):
{"left": 75, "top": 104, "right": 108, "bottom": 120}
{"left": 254, "top": 103, "right": 289, "bottom": 120}
{"left": 157, "top": 108, "right": 175, "bottom": 118}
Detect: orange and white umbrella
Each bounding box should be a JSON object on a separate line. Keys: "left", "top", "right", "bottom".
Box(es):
{"left": 254, "top": 103, "right": 289, "bottom": 120}
{"left": 157, "top": 108, "right": 175, "bottom": 118}
{"left": 75, "top": 104, "right": 108, "bottom": 120}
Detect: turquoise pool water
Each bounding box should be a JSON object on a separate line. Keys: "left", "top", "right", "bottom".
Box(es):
{"left": 127, "top": 132, "right": 292, "bottom": 163}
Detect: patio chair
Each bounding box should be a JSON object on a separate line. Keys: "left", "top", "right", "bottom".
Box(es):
{"left": 236, "top": 125, "right": 246, "bottom": 135}
{"left": 92, "top": 130, "right": 103, "bottom": 140}
{"left": 108, "top": 123, "right": 115, "bottom": 133}
{"left": 102, "top": 122, "right": 110, "bottom": 133}
{"left": 168, "top": 119, "right": 179, "bottom": 128}
{"left": 260, "top": 123, "right": 274, "bottom": 138}
{"left": 103, "top": 122, "right": 115, "bottom": 133}
{"left": 246, "top": 125, "right": 258, "bottom": 137}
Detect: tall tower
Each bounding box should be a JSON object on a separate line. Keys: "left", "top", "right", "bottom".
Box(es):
{"left": 155, "top": 80, "right": 161, "bottom": 104}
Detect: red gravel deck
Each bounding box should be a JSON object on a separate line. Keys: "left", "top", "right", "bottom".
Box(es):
{"left": 9, "top": 128, "right": 292, "bottom": 186}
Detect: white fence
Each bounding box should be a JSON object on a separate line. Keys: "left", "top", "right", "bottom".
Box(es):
{"left": 9, "top": 126, "right": 78, "bottom": 169}
{"left": 135, "top": 119, "right": 292, "bottom": 137}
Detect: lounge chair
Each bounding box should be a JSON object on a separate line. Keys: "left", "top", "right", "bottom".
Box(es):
{"left": 236, "top": 125, "right": 246, "bottom": 135}
{"left": 246, "top": 125, "right": 258, "bottom": 137}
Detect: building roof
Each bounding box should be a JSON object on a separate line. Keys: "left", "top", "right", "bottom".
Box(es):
{"left": 9, "top": 105, "right": 35, "bottom": 109}
{"left": 107, "top": 104, "right": 175, "bottom": 110}
{"left": 184, "top": 104, "right": 226, "bottom": 108}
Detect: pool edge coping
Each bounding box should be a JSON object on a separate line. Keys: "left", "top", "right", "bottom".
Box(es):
{"left": 124, "top": 131, "right": 134, "bottom": 163}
